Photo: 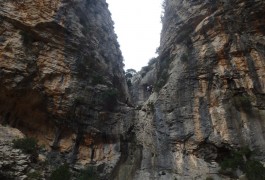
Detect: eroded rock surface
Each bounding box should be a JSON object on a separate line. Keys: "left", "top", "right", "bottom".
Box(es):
{"left": 0, "top": 0, "right": 133, "bottom": 179}
{"left": 1, "top": 0, "right": 265, "bottom": 179}
{"left": 129, "top": 0, "right": 265, "bottom": 179}
{"left": 0, "top": 125, "right": 29, "bottom": 179}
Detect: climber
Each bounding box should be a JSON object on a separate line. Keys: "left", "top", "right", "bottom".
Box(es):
{"left": 149, "top": 85, "right": 153, "bottom": 93}
{"left": 146, "top": 85, "right": 153, "bottom": 94}
{"left": 147, "top": 85, "right": 150, "bottom": 92}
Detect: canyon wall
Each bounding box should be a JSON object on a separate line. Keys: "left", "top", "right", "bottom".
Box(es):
{"left": 0, "top": 0, "right": 134, "bottom": 179}
{"left": 130, "top": 0, "right": 265, "bottom": 179}
{"left": 1, "top": 0, "right": 265, "bottom": 179}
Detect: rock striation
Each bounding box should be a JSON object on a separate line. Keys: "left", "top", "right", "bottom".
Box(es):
{"left": 0, "top": 125, "right": 32, "bottom": 179}
{"left": 1, "top": 0, "right": 265, "bottom": 179}
{"left": 0, "top": 0, "right": 133, "bottom": 179}
{"left": 130, "top": 0, "right": 265, "bottom": 179}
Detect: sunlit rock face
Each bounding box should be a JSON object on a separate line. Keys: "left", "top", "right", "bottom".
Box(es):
{"left": 0, "top": 0, "right": 133, "bottom": 178}
{"left": 129, "top": 0, "right": 265, "bottom": 179}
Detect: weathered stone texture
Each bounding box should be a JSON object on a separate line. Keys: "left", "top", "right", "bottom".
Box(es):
{"left": 0, "top": 0, "right": 133, "bottom": 178}
{"left": 131, "top": 0, "right": 265, "bottom": 179}
{"left": 1, "top": 0, "right": 265, "bottom": 179}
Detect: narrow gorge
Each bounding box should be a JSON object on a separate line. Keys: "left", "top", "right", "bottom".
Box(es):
{"left": 0, "top": 0, "right": 265, "bottom": 180}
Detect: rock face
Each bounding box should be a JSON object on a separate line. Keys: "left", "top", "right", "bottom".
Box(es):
{"left": 0, "top": 125, "right": 30, "bottom": 179}
{"left": 0, "top": 0, "right": 133, "bottom": 178}
{"left": 1, "top": 0, "right": 265, "bottom": 179}
{"left": 130, "top": 0, "right": 265, "bottom": 179}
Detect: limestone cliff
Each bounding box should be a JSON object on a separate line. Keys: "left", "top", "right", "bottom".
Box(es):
{"left": 1, "top": 0, "right": 265, "bottom": 180}
{"left": 0, "top": 0, "right": 133, "bottom": 179}
{"left": 129, "top": 0, "right": 265, "bottom": 179}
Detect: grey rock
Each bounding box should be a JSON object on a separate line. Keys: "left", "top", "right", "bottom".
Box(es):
{"left": 17, "top": 160, "right": 28, "bottom": 165}
{"left": 19, "top": 175, "right": 27, "bottom": 180}
{"left": 0, "top": 0, "right": 265, "bottom": 180}
{"left": 122, "top": 0, "right": 265, "bottom": 179}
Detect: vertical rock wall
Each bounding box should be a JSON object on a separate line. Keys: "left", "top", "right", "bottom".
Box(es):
{"left": 0, "top": 0, "right": 134, "bottom": 178}
{"left": 1, "top": 0, "right": 265, "bottom": 179}
{"left": 131, "top": 0, "right": 265, "bottom": 179}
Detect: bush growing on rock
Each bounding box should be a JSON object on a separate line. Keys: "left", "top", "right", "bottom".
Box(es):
{"left": 125, "top": 69, "right": 136, "bottom": 88}
{"left": 12, "top": 137, "right": 38, "bottom": 154}
{"left": 154, "top": 70, "right": 168, "bottom": 92}
{"left": 50, "top": 164, "right": 71, "bottom": 180}
{"left": 148, "top": 57, "right": 157, "bottom": 66}
{"left": 125, "top": 68, "right": 136, "bottom": 78}
{"left": 147, "top": 102, "right": 155, "bottom": 112}
{"left": 12, "top": 137, "right": 39, "bottom": 162}
{"left": 155, "top": 55, "right": 171, "bottom": 92}
{"left": 77, "top": 167, "right": 98, "bottom": 180}
{"left": 219, "top": 147, "right": 265, "bottom": 180}
{"left": 245, "top": 160, "right": 265, "bottom": 180}
{"left": 26, "top": 171, "right": 42, "bottom": 180}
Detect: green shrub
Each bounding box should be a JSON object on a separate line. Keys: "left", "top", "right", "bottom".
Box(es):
{"left": 12, "top": 137, "right": 38, "bottom": 154}
{"left": 245, "top": 160, "right": 265, "bottom": 180}
{"left": 154, "top": 71, "right": 168, "bottom": 92}
{"left": 77, "top": 167, "right": 98, "bottom": 180}
{"left": 125, "top": 69, "right": 136, "bottom": 78}
{"left": 50, "top": 164, "right": 71, "bottom": 180}
{"left": 148, "top": 57, "right": 157, "bottom": 66}
{"left": 239, "top": 146, "right": 252, "bottom": 158}
{"left": 141, "top": 66, "right": 150, "bottom": 72}
{"left": 125, "top": 73, "right": 133, "bottom": 79}
{"left": 26, "top": 171, "right": 42, "bottom": 180}
{"left": 220, "top": 150, "right": 244, "bottom": 171}
{"left": 147, "top": 102, "right": 155, "bottom": 112}
{"left": 219, "top": 147, "right": 265, "bottom": 180}
{"left": 175, "top": 25, "right": 193, "bottom": 43}
{"left": 125, "top": 69, "right": 136, "bottom": 88}
{"left": 155, "top": 54, "right": 171, "bottom": 92}
{"left": 141, "top": 66, "right": 152, "bottom": 77}
{"left": 141, "top": 72, "right": 147, "bottom": 77}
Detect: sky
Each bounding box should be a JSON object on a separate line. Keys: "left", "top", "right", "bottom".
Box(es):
{"left": 106, "top": 0, "right": 163, "bottom": 71}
